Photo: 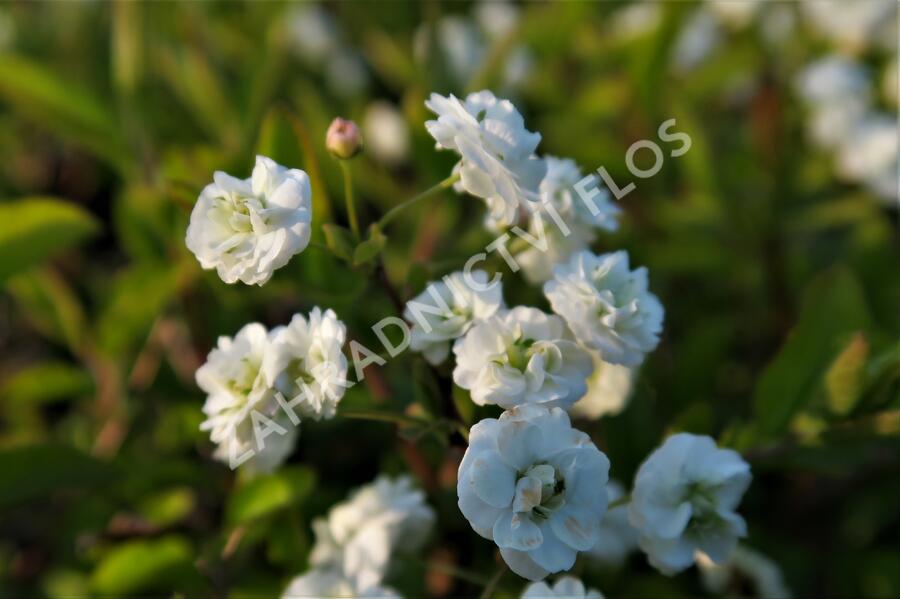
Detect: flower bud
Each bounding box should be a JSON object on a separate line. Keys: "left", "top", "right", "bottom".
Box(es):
{"left": 326, "top": 117, "right": 363, "bottom": 159}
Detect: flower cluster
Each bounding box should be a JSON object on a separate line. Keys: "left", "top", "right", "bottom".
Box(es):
{"left": 187, "top": 90, "right": 756, "bottom": 596}
{"left": 283, "top": 475, "right": 435, "bottom": 597}
{"left": 197, "top": 308, "right": 348, "bottom": 471}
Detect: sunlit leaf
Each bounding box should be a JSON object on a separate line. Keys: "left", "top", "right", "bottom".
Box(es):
{"left": 226, "top": 467, "right": 316, "bottom": 525}
{"left": 91, "top": 536, "right": 196, "bottom": 595}
{"left": 0, "top": 198, "right": 99, "bottom": 283}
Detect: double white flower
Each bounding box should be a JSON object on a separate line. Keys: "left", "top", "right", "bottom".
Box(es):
{"left": 281, "top": 569, "right": 398, "bottom": 599}
{"left": 265, "top": 307, "right": 349, "bottom": 420}
{"left": 628, "top": 433, "right": 752, "bottom": 575}
{"left": 186, "top": 155, "right": 312, "bottom": 286}
{"left": 696, "top": 545, "right": 791, "bottom": 599}
{"left": 196, "top": 309, "right": 348, "bottom": 471}
{"left": 571, "top": 353, "right": 634, "bottom": 420}
{"left": 309, "top": 475, "right": 435, "bottom": 591}
{"left": 404, "top": 270, "right": 504, "bottom": 365}
{"left": 457, "top": 405, "right": 610, "bottom": 581}
{"left": 197, "top": 323, "right": 291, "bottom": 472}
{"left": 544, "top": 250, "right": 663, "bottom": 367}
{"left": 521, "top": 576, "right": 604, "bottom": 599}
{"left": 519, "top": 156, "right": 619, "bottom": 284}
{"left": 452, "top": 307, "right": 593, "bottom": 411}
{"left": 425, "top": 90, "right": 546, "bottom": 229}
{"left": 585, "top": 480, "right": 638, "bottom": 566}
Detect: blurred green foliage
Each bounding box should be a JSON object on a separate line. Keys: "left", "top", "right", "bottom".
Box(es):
{"left": 0, "top": 1, "right": 897, "bottom": 598}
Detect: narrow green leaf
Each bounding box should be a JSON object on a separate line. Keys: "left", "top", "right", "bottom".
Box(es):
{"left": 752, "top": 267, "right": 871, "bottom": 439}
{"left": 91, "top": 537, "right": 195, "bottom": 595}
{"left": 0, "top": 444, "right": 119, "bottom": 509}
{"left": 826, "top": 332, "right": 869, "bottom": 417}
{"left": 1, "top": 362, "right": 94, "bottom": 407}
{"left": 0, "top": 55, "right": 129, "bottom": 172}
{"left": 226, "top": 467, "right": 316, "bottom": 525}
{"left": 353, "top": 224, "right": 387, "bottom": 266}
{"left": 0, "top": 198, "right": 99, "bottom": 282}
{"left": 322, "top": 223, "right": 356, "bottom": 261}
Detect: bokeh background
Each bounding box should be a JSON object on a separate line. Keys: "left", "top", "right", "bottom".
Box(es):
{"left": 0, "top": 1, "right": 898, "bottom": 597}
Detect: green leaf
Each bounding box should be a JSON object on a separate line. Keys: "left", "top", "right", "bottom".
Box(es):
{"left": 255, "top": 108, "right": 304, "bottom": 169}
{"left": 0, "top": 55, "right": 129, "bottom": 172}
{"left": 826, "top": 332, "right": 869, "bottom": 417}
{"left": 96, "top": 262, "right": 188, "bottom": 357}
{"left": 322, "top": 223, "right": 355, "bottom": 261}
{"left": 226, "top": 467, "right": 316, "bottom": 526}
{"left": 751, "top": 267, "right": 871, "bottom": 440}
{"left": 1, "top": 362, "right": 94, "bottom": 407}
{"left": 137, "top": 487, "right": 196, "bottom": 528}
{"left": 0, "top": 444, "right": 120, "bottom": 509}
{"left": 0, "top": 198, "right": 99, "bottom": 283}
{"left": 5, "top": 268, "right": 88, "bottom": 353}
{"left": 353, "top": 224, "right": 387, "bottom": 266}
{"left": 91, "top": 536, "right": 196, "bottom": 596}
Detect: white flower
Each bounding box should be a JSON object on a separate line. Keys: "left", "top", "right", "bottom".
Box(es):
{"left": 452, "top": 307, "right": 593, "bottom": 410}
{"left": 802, "top": 0, "right": 896, "bottom": 53}
{"left": 457, "top": 405, "right": 610, "bottom": 581}
{"left": 521, "top": 576, "right": 604, "bottom": 599}
{"left": 186, "top": 156, "right": 312, "bottom": 286}
{"left": 796, "top": 56, "right": 870, "bottom": 149}
{"left": 696, "top": 546, "right": 791, "bottom": 598}
{"left": 265, "top": 307, "right": 349, "bottom": 420}
{"left": 425, "top": 91, "right": 546, "bottom": 228}
{"left": 519, "top": 156, "right": 619, "bottom": 284}
{"left": 197, "top": 323, "right": 294, "bottom": 472}
{"left": 585, "top": 480, "right": 638, "bottom": 566}
{"left": 544, "top": 250, "right": 663, "bottom": 367}
{"left": 404, "top": 270, "right": 504, "bottom": 365}
{"left": 310, "top": 475, "right": 435, "bottom": 590}
{"left": 364, "top": 101, "right": 410, "bottom": 165}
{"left": 571, "top": 353, "right": 634, "bottom": 420}
{"left": 281, "top": 568, "right": 399, "bottom": 599}
{"left": 837, "top": 115, "right": 899, "bottom": 203}
{"left": 708, "top": 0, "right": 760, "bottom": 29}
{"left": 671, "top": 11, "right": 721, "bottom": 73}
{"left": 629, "top": 433, "right": 752, "bottom": 575}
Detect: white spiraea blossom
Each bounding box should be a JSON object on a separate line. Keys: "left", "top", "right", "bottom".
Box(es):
{"left": 452, "top": 306, "right": 593, "bottom": 410}
{"left": 265, "top": 308, "right": 349, "bottom": 420}
{"left": 425, "top": 91, "right": 546, "bottom": 229}
{"left": 404, "top": 270, "right": 504, "bottom": 365}
{"left": 281, "top": 568, "right": 399, "bottom": 599}
{"left": 571, "top": 353, "right": 634, "bottom": 420}
{"left": 544, "top": 250, "right": 663, "bottom": 368}
{"left": 585, "top": 480, "right": 638, "bottom": 566}
{"left": 629, "top": 433, "right": 752, "bottom": 576}
{"left": 363, "top": 101, "right": 410, "bottom": 165}
{"left": 696, "top": 545, "right": 791, "bottom": 598}
{"left": 519, "top": 156, "right": 619, "bottom": 284}
{"left": 458, "top": 405, "right": 610, "bottom": 581}
{"left": 197, "top": 323, "right": 293, "bottom": 472}
{"left": 796, "top": 56, "right": 870, "bottom": 149}
{"left": 837, "top": 115, "right": 899, "bottom": 203}
{"left": 521, "top": 576, "right": 605, "bottom": 599}
{"left": 186, "top": 156, "right": 312, "bottom": 286}
{"left": 802, "top": 0, "right": 897, "bottom": 53}
{"left": 310, "top": 475, "right": 435, "bottom": 591}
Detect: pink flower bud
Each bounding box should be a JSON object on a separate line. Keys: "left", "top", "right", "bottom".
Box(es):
{"left": 326, "top": 117, "right": 363, "bottom": 159}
